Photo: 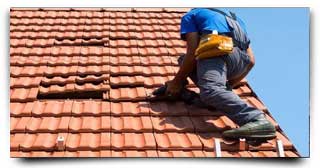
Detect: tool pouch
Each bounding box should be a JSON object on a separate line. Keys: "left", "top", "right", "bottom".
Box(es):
{"left": 195, "top": 34, "right": 233, "bottom": 60}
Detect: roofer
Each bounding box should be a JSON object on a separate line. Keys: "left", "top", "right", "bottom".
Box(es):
{"left": 165, "top": 8, "right": 276, "bottom": 140}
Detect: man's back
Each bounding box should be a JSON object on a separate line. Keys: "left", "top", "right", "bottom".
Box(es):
{"left": 180, "top": 8, "right": 248, "bottom": 39}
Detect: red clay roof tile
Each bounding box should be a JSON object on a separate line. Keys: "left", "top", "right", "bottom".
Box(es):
{"left": 109, "top": 87, "right": 146, "bottom": 101}
{"left": 110, "top": 102, "right": 150, "bottom": 116}
{"left": 110, "top": 76, "right": 144, "bottom": 87}
{"left": 109, "top": 47, "right": 139, "bottom": 56}
{"left": 191, "top": 116, "right": 237, "bottom": 132}
{"left": 71, "top": 100, "right": 110, "bottom": 116}
{"left": 138, "top": 47, "right": 168, "bottom": 56}
{"left": 69, "top": 116, "right": 110, "bottom": 133}
{"left": 111, "top": 150, "right": 158, "bottom": 157}
{"left": 10, "top": 102, "right": 34, "bottom": 117}
{"left": 110, "top": 66, "right": 143, "bottom": 76}
{"left": 30, "top": 100, "right": 73, "bottom": 117}
{"left": 109, "top": 56, "right": 141, "bottom": 66}
{"left": 110, "top": 76, "right": 174, "bottom": 88}
{"left": 66, "top": 133, "right": 111, "bottom": 151}
{"left": 140, "top": 56, "right": 173, "bottom": 65}
{"left": 10, "top": 76, "right": 42, "bottom": 88}
{"left": 151, "top": 116, "right": 194, "bottom": 132}
{"left": 154, "top": 133, "right": 202, "bottom": 150}
{"left": 149, "top": 101, "right": 189, "bottom": 116}
{"left": 157, "top": 150, "right": 206, "bottom": 157}
{"left": 143, "top": 76, "right": 174, "bottom": 87}
{"left": 111, "top": 116, "right": 153, "bottom": 132}
{"left": 233, "top": 85, "right": 252, "bottom": 96}
{"left": 111, "top": 133, "right": 156, "bottom": 150}
{"left": 11, "top": 88, "right": 38, "bottom": 102}
{"left": 186, "top": 104, "right": 224, "bottom": 116}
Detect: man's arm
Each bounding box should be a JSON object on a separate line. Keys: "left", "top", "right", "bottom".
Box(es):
{"left": 165, "top": 32, "right": 200, "bottom": 96}
{"left": 228, "top": 46, "right": 255, "bottom": 88}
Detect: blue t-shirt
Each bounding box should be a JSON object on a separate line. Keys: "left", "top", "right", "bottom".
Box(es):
{"left": 180, "top": 8, "right": 248, "bottom": 40}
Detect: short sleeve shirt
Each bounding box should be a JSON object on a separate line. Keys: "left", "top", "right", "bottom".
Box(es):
{"left": 180, "top": 8, "right": 248, "bottom": 40}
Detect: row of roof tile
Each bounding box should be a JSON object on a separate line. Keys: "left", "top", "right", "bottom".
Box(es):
{"left": 11, "top": 18, "right": 180, "bottom": 26}
{"left": 10, "top": 55, "right": 180, "bottom": 66}
{"left": 11, "top": 25, "right": 180, "bottom": 34}
{"left": 11, "top": 150, "right": 298, "bottom": 157}
{"left": 10, "top": 98, "right": 266, "bottom": 117}
{"left": 11, "top": 131, "right": 292, "bottom": 152}
{"left": 11, "top": 65, "right": 180, "bottom": 77}
{"left": 11, "top": 65, "right": 109, "bottom": 77}
{"left": 10, "top": 31, "right": 181, "bottom": 40}
{"left": 10, "top": 46, "right": 183, "bottom": 56}
{"left": 10, "top": 115, "right": 234, "bottom": 133}
{"left": 10, "top": 10, "right": 185, "bottom": 19}
{"left": 10, "top": 84, "right": 253, "bottom": 102}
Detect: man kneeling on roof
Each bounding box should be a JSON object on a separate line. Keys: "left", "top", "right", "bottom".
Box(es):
{"left": 164, "top": 8, "right": 276, "bottom": 140}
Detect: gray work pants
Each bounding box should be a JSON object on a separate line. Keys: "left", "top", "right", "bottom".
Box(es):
{"left": 178, "top": 47, "right": 263, "bottom": 126}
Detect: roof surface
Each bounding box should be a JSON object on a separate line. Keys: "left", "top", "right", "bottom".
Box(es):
{"left": 10, "top": 8, "right": 299, "bottom": 157}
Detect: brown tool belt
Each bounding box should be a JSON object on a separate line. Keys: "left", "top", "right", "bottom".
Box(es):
{"left": 195, "top": 33, "right": 234, "bottom": 60}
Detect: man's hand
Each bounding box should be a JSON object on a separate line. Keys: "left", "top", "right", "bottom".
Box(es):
{"left": 165, "top": 79, "right": 184, "bottom": 97}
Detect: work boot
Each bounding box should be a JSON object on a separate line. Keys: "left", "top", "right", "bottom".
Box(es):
{"left": 222, "top": 115, "right": 276, "bottom": 140}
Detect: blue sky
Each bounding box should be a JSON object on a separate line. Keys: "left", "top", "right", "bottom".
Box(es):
{"left": 218, "top": 8, "right": 309, "bottom": 156}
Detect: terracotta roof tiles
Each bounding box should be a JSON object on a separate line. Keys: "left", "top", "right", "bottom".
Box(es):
{"left": 10, "top": 8, "right": 299, "bottom": 158}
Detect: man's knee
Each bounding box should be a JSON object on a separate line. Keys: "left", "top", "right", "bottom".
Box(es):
{"left": 199, "top": 86, "right": 224, "bottom": 104}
